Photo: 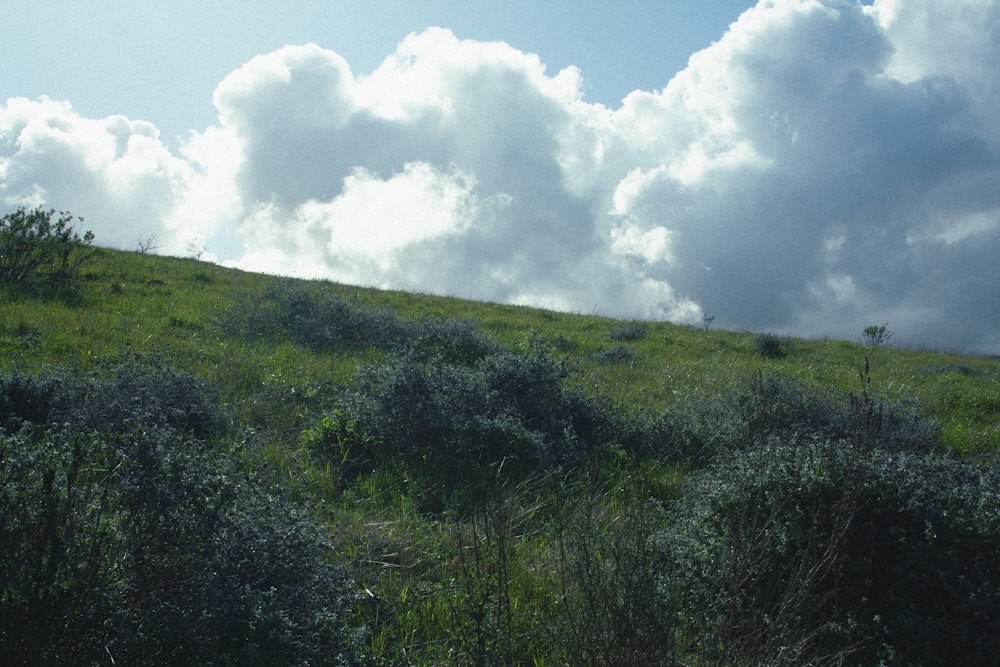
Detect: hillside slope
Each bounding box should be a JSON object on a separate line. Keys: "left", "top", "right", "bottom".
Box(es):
{"left": 3, "top": 247, "right": 1000, "bottom": 665}
{"left": 3, "top": 248, "right": 997, "bottom": 454}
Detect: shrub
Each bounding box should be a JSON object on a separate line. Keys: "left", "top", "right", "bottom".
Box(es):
{"left": 611, "top": 407, "right": 707, "bottom": 463}
{"left": 314, "top": 340, "right": 609, "bottom": 493}
{"left": 690, "top": 371, "right": 939, "bottom": 458}
{"left": 219, "top": 281, "right": 404, "bottom": 351}
{"left": 0, "top": 367, "right": 62, "bottom": 430}
{"left": 220, "top": 280, "right": 500, "bottom": 362}
{"left": 0, "top": 382, "right": 360, "bottom": 665}
{"left": 862, "top": 323, "right": 893, "bottom": 346}
{"left": 607, "top": 322, "right": 648, "bottom": 342}
{"left": 406, "top": 316, "right": 499, "bottom": 364}
{"left": 0, "top": 207, "right": 94, "bottom": 285}
{"left": 552, "top": 482, "right": 679, "bottom": 666}
{"left": 0, "top": 357, "right": 228, "bottom": 439}
{"left": 71, "top": 357, "right": 228, "bottom": 438}
{"left": 670, "top": 441, "right": 1000, "bottom": 666}
{"left": 0, "top": 426, "right": 118, "bottom": 664}
{"left": 594, "top": 344, "right": 638, "bottom": 364}
{"left": 752, "top": 332, "right": 786, "bottom": 358}
{"left": 112, "top": 428, "right": 359, "bottom": 666}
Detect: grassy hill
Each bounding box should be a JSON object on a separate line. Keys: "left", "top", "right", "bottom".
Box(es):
{"left": 4, "top": 248, "right": 997, "bottom": 454}
{"left": 3, "top": 246, "right": 1000, "bottom": 665}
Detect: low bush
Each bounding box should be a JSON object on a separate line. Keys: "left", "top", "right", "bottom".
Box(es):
{"left": 0, "top": 357, "right": 228, "bottom": 439}
{"left": 607, "top": 406, "right": 707, "bottom": 463}
{"left": 594, "top": 343, "right": 639, "bottom": 364}
{"left": 0, "top": 368, "right": 62, "bottom": 429}
{"left": 308, "top": 340, "right": 610, "bottom": 494}
{"left": 220, "top": 280, "right": 499, "bottom": 362}
{"left": 552, "top": 481, "right": 679, "bottom": 666}
{"left": 0, "top": 362, "right": 361, "bottom": 666}
{"left": 863, "top": 323, "right": 893, "bottom": 347}
{"left": 752, "top": 332, "right": 786, "bottom": 358}
{"left": 607, "top": 321, "right": 648, "bottom": 342}
{"left": 0, "top": 207, "right": 94, "bottom": 286}
{"left": 113, "top": 428, "right": 359, "bottom": 666}
{"left": 690, "top": 371, "right": 939, "bottom": 458}
{"left": 670, "top": 441, "right": 1000, "bottom": 666}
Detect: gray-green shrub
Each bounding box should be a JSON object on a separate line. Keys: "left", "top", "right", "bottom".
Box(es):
{"left": 0, "top": 364, "right": 361, "bottom": 666}
{"left": 552, "top": 481, "right": 679, "bottom": 666}
{"left": 219, "top": 280, "right": 498, "bottom": 361}
{"left": 309, "top": 340, "right": 610, "bottom": 495}
{"left": 0, "top": 207, "right": 93, "bottom": 285}
{"left": 594, "top": 343, "right": 639, "bottom": 364}
{"left": 690, "top": 372, "right": 939, "bottom": 458}
{"left": 0, "top": 357, "right": 227, "bottom": 439}
{"left": 670, "top": 441, "right": 1000, "bottom": 666}
{"left": 752, "top": 332, "right": 786, "bottom": 358}
{"left": 607, "top": 321, "right": 648, "bottom": 342}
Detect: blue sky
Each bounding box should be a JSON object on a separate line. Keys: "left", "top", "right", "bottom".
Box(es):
{"left": 5, "top": 1, "right": 754, "bottom": 148}
{"left": 3, "top": 1, "right": 1000, "bottom": 354}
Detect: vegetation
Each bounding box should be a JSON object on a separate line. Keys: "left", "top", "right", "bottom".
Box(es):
{"left": 2, "top": 217, "right": 1000, "bottom": 664}
{"left": 863, "top": 323, "right": 894, "bottom": 347}
{"left": 0, "top": 207, "right": 93, "bottom": 288}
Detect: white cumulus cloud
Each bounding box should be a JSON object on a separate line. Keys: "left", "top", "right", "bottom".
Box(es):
{"left": 2, "top": 0, "right": 999, "bottom": 353}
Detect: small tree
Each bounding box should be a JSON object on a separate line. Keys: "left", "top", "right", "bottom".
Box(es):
{"left": 862, "top": 323, "right": 893, "bottom": 347}
{"left": 0, "top": 207, "right": 94, "bottom": 285}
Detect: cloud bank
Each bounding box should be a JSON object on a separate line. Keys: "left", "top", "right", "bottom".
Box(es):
{"left": 3, "top": 0, "right": 999, "bottom": 353}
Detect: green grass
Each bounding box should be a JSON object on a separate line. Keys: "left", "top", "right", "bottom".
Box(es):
{"left": 3, "top": 247, "right": 997, "bottom": 456}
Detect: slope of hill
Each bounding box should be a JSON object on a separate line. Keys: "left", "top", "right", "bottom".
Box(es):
{"left": 3, "top": 246, "right": 1000, "bottom": 665}
{"left": 3, "top": 248, "right": 997, "bottom": 453}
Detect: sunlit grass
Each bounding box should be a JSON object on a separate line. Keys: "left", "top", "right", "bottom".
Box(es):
{"left": 4, "top": 247, "right": 998, "bottom": 456}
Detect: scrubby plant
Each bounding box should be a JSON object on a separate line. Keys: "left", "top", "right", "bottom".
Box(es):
{"left": 444, "top": 485, "right": 550, "bottom": 666}
{"left": 312, "top": 338, "right": 610, "bottom": 496}
{"left": 0, "top": 357, "right": 228, "bottom": 439}
{"left": 0, "top": 363, "right": 361, "bottom": 666}
{"left": 69, "top": 356, "right": 228, "bottom": 438}
{"left": 0, "top": 207, "right": 94, "bottom": 285}
{"left": 752, "top": 332, "right": 786, "bottom": 358}
{"left": 594, "top": 343, "right": 639, "bottom": 364}
{"left": 552, "top": 480, "right": 679, "bottom": 667}
{"left": 0, "top": 367, "right": 62, "bottom": 429}
{"left": 690, "top": 370, "right": 938, "bottom": 459}
{"left": 670, "top": 441, "right": 1000, "bottom": 666}
{"left": 113, "top": 428, "right": 359, "bottom": 666}
{"left": 862, "top": 322, "right": 893, "bottom": 347}
{"left": 219, "top": 280, "right": 500, "bottom": 363}
{"left": 218, "top": 280, "right": 403, "bottom": 350}
{"left": 607, "top": 406, "right": 707, "bottom": 463}
{"left": 607, "top": 321, "right": 648, "bottom": 342}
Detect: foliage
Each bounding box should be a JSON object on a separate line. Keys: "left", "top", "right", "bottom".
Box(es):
{"left": 0, "top": 367, "right": 62, "bottom": 429}
{"left": 594, "top": 343, "right": 639, "bottom": 364}
{"left": 219, "top": 279, "right": 499, "bottom": 362}
{"left": 752, "top": 332, "right": 786, "bottom": 358}
{"left": 3, "top": 246, "right": 1000, "bottom": 665}
{"left": 670, "top": 440, "right": 1000, "bottom": 666}
{"left": 0, "top": 356, "right": 227, "bottom": 439}
{"left": 3, "top": 247, "right": 996, "bottom": 452}
{"left": 863, "top": 322, "right": 894, "bottom": 347}
{"left": 0, "top": 207, "right": 94, "bottom": 286}
{"left": 605, "top": 406, "right": 707, "bottom": 463}
{"left": 690, "top": 370, "right": 939, "bottom": 460}
{"left": 607, "top": 321, "right": 648, "bottom": 342}
{"left": 308, "top": 338, "right": 610, "bottom": 497}
{"left": 551, "top": 479, "right": 680, "bottom": 666}
{"left": 0, "top": 366, "right": 360, "bottom": 666}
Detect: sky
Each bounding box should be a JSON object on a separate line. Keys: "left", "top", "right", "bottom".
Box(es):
{"left": 3, "top": 0, "right": 1000, "bottom": 354}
